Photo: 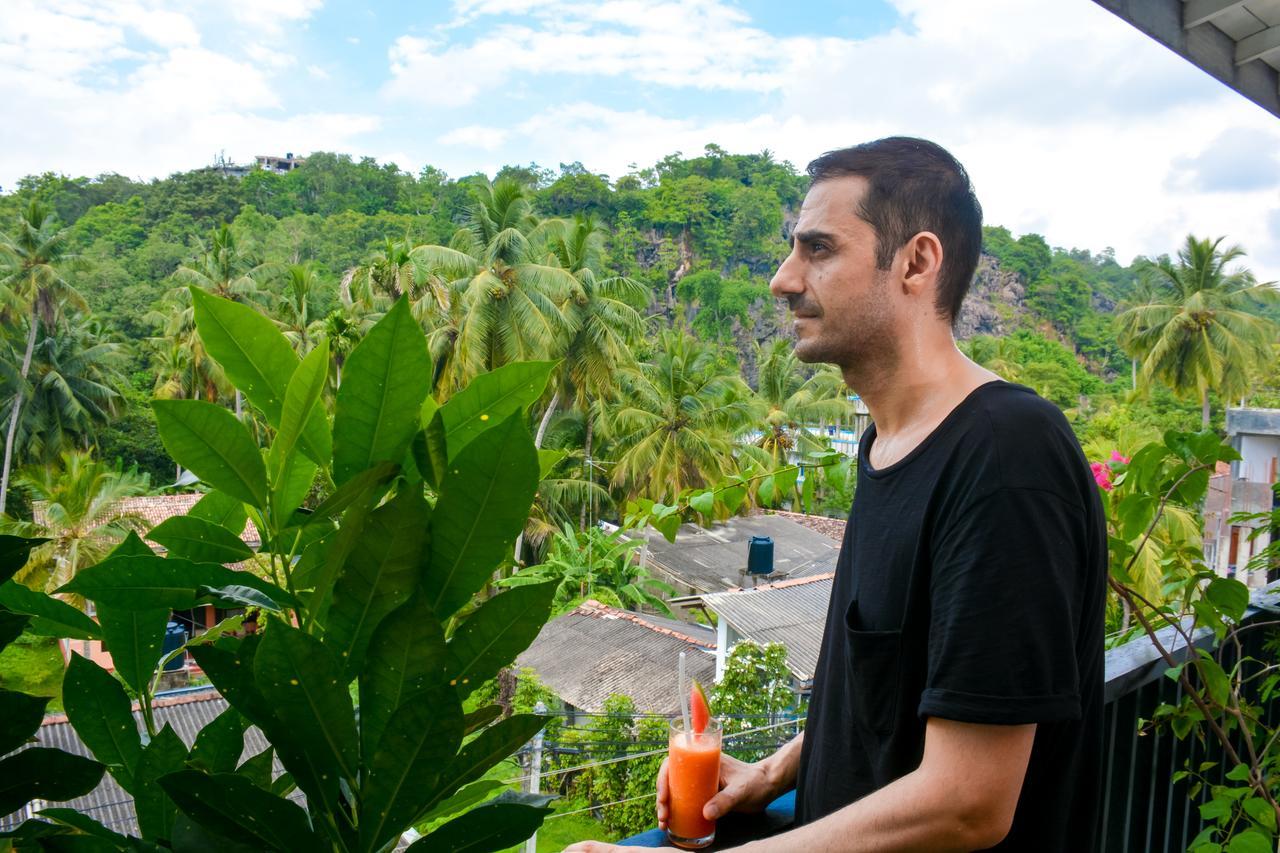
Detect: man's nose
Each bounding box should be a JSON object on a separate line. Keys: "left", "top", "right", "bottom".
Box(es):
{"left": 770, "top": 251, "right": 802, "bottom": 299}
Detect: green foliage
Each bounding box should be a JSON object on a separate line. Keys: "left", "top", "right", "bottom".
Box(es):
{"left": 711, "top": 642, "right": 796, "bottom": 760}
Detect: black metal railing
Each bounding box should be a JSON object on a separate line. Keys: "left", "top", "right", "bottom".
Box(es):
{"left": 1098, "top": 584, "right": 1280, "bottom": 851}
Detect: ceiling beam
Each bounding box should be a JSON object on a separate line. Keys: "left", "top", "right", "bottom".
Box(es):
{"left": 1237, "top": 24, "right": 1280, "bottom": 64}
{"left": 1184, "top": 0, "right": 1249, "bottom": 29}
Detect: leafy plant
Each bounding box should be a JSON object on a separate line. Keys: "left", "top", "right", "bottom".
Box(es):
{"left": 1105, "top": 430, "right": 1280, "bottom": 849}
{"left": 0, "top": 294, "right": 565, "bottom": 851}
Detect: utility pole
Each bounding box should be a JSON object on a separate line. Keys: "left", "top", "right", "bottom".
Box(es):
{"left": 524, "top": 701, "right": 548, "bottom": 853}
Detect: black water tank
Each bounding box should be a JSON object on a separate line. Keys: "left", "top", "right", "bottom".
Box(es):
{"left": 162, "top": 621, "right": 188, "bottom": 672}
{"left": 747, "top": 536, "right": 774, "bottom": 575}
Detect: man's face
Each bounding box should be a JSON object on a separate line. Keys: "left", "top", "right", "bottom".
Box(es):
{"left": 769, "top": 176, "right": 897, "bottom": 369}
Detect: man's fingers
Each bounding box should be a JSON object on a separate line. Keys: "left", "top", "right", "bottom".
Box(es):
{"left": 655, "top": 757, "right": 670, "bottom": 825}
{"left": 703, "top": 786, "right": 739, "bottom": 821}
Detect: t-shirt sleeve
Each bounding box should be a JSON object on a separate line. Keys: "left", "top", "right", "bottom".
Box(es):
{"left": 918, "top": 486, "right": 1085, "bottom": 725}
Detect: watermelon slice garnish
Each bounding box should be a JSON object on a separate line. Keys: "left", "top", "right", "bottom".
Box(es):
{"left": 690, "top": 679, "right": 711, "bottom": 734}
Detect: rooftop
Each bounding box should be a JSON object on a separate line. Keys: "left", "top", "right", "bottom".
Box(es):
{"left": 639, "top": 513, "right": 841, "bottom": 595}
{"left": 701, "top": 574, "right": 834, "bottom": 684}
{"left": 0, "top": 688, "right": 284, "bottom": 836}
{"left": 1226, "top": 406, "right": 1280, "bottom": 437}
{"left": 516, "top": 600, "right": 717, "bottom": 714}
{"left": 32, "top": 493, "right": 261, "bottom": 546}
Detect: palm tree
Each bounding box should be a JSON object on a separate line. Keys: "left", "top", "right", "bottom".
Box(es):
{"left": 6, "top": 314, "right": 127, "bottom": 466}
{"left": 0, "top": 202, "right": 85, "bottom": 514}
{"left": 275, "top": 263, "right": 326, "bottom": 355}
{"left": 959, "top": 335, "right": 1023, "bottom": 382}
{"left": 411, "top": 179, "right": 579, "bottom": 395}
{"left": 171, "top": 224, "right": 274, "bottom": 416}
{"left": 1117, "top": 235, "right": 1280, "bottom": 426}
{"left": 340, "top": 237, "right": 413, "bottom": 312}
{"left": 0, "top": 450, "right": 149, "bottom": 606}
{"left": 604, "top": 329, "right": 762, "bottom": 503}
{"left": 754, "top": 338, "right": 853, "bottom": 468}
{"left": 545, "top": 214, "right": 648, "bottom": 463}
{"left": 146, "top": 290, "right": 229, "bottom": 405}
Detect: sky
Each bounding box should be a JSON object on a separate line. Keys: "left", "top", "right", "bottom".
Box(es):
{"left": 2, "top": 0, "right": 1280, "bottom": 280}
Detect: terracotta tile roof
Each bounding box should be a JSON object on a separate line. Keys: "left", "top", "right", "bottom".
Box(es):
{"left": 33, "top": 494, "right": 260, "bottom": 546}
{"left": 758, "top": 509, "right": 847, "bottom": 542}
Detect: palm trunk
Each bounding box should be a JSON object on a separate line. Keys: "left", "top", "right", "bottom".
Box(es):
{"left": 534, "top": 391, "right": 560, "bottom": 450}
{"left": 1202, "top": 389, "right": 1211, "bottom": 428}
{"left": 0, "top": 312, "right": 39, "bottom": 515}
{"left": 579, "top": 412, "right": 594, "bottom": 531}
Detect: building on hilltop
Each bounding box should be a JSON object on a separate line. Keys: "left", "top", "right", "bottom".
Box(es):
{"left": 255, "top": 153, "right": 305, "bottom": 173}
{"left": 1204, "top": 407, "right": 1280, "bottom": 586}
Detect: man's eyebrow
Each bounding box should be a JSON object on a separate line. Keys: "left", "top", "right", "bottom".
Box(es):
{"left": 792, "top": 229, "right": 837, "bottom": 246}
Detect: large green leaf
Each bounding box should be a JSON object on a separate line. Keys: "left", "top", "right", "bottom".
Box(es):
{"left": 187, "top": 637, "right": 275, "bottom": 734}
{"left": 307, "top": 462, "right": 398, "bottom": 523}
{"left": 95, "top": 605, "right": 169, "bottom": 695}
{"left": 36, "top": 808, "right": 135, "bottom": 847}
{"left": 60, "top": 555, "right": 293, "bottom": 611}
{"left": 0, "top": 580, "right": 101, "bottom": 640}
{"left": 191, "top": 289, "right": 330, "bottom": 467}
{"left": 446, "top": 582, "right": 556, "bottom": 700}
{"left": 160, "top": 770, "right": 322, "bottom": 851}
{"left": 359, "top": 685, "right": 464, "bottom": 852}
{"left": 360, "top": 592, "right": 449, "bottom": 763}
{"left": 425, "top": 413, "right": 539, "bottom": 619}
{"left": 188, "top": 708, "right": 248, "bottom": 775}
{"left": 332, "top": 298, "right": 430, "bottom": 485}
{"left": 0, "top": 688, "right": 50, "bottom": 755}
{"left": 253, "top": 623, "right": 358, "bottom": 815}
{"left": 438, "top": 361, "right": 555, "bottom": 461}
{"left": 269, "top": 339, "right": 330, "bottom": 502}
{"left": 134, "top": 724, "right": 189, "bottom": 842}
{"left": 411, "top": 791, "right": 554, "bottom": 853}
{"left": 0, "top": 535, "right": 48, "bottom": 585}
{"left": 62, "top": 655, "right": 142, "bottom": 791}
{"left": 152, "top": 399, "right": 268, "bottom": 508}
{"left": 146, "top": 516, "right": 254, "bottom": 565}
{"left": 0, "top": 609, "right": 31, "bottom": 653}
{"left": 427, "top": 714, "right": 547, "bottom": 813}
{"left": 0, "top": 748, "right": 104, "bottom": 816}
{"left": 303, "top": 479, "right": 384, "bottom": 629}
{"left": 416, "top": 779, "right": 506, "bottom": 830}
{"left": 326, "top": 488, "right": 430, "bottom": 679}
{"left": 188, "top": 491, "right": 248, "bottom": 536}
{"left": 107, "top": 530, "right": 153, "bottom": 559}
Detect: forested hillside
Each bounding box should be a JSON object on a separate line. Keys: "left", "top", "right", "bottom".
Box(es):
{"left": 2, "top": 146, "right": 1277, "bottom": 512}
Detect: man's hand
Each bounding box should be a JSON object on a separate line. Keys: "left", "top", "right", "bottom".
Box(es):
{"left": 562, "top": 844, "right": 679, "bottom": 852}
{"left": 656, "top": 752, "right": 779, "bottom": 830}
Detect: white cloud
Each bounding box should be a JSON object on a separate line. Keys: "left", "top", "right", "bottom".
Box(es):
{"left": 0, "top": 0, "right": 377, "bottom": 187}
{"left": 439, "top": 125, "right": 511, "bottom": 152}
{"left": 394, "top": 0, "right": 1280, "bottom": 281}
{"left": 384, "top": 0, "right": 803, "bottom": 105}
{"left": 307, "top": 64, "right": 331, "bottom": 80}
{"left": 221, "top": 0, "right": 323, "bottom": 33}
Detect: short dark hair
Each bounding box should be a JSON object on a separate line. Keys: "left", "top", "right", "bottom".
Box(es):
{"left": 806, "top": 137, "right": 982, "bottom": 324}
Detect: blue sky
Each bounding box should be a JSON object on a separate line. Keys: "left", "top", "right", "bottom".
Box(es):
{"left": 1, "top": 0, "right": 1279, "bottom": 279}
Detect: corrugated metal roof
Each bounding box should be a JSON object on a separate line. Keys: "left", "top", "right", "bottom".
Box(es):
{"left": 0, "top": 689, "right": 286, "bottom": 836}
{"left": 702, "top": 576, "right": 834, "bottom": 682}
{"left": 516, "top": 601, "right": 717, "bottom": 714}
{"left": 638, "top": 514, "right": 842, "bottom": 594}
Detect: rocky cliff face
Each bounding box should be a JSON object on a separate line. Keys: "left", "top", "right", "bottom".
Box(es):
{"left": 953, "top": 254, "right": 1028, "bottom": 339}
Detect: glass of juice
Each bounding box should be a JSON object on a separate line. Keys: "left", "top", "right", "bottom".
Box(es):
{"left": 667, "top": 717, "right": 722, "bottom": 850}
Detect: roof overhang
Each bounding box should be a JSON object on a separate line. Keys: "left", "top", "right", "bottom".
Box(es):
{"left": 1092, "top": 0, "right": 1280, "bottom": 119}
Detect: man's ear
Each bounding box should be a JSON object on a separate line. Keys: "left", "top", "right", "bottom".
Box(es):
{"left": 900, "top": 231, "right": 944, "bottom": 298}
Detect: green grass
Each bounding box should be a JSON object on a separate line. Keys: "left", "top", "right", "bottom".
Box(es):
{"left": 0, "top": 634, "right": 65, "bottom": 712}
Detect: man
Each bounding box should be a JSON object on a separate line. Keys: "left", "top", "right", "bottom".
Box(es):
{"left": 568, "top": 137, "right": 1105, "bottom": 852}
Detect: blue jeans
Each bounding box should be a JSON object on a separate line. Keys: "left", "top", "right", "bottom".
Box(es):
{"left": 617, "top": 791, "right": 796, "bottom": 849}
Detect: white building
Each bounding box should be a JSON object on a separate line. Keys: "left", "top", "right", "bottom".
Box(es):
{"left": 1204, "top": 408, "right": 1280, "bottom": 586}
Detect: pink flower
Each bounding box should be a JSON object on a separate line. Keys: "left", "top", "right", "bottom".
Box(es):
{"left": 1110, "top": 450, "right": 1131, "bottom": 465}
{"left": 1091, "top": 461, "right": 1113, "bottom": 491}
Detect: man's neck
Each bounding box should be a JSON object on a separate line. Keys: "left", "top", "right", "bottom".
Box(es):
{"left": 843, "top": 332, "right": 998, "bottom": 465}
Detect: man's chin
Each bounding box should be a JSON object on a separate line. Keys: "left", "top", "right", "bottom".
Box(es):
{"left": 791, "top": 336, "right": 829, "bottom": 364}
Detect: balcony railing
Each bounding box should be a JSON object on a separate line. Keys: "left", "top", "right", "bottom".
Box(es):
{"left": 1098, "top": 583, "right": 1280, "bottom": 850}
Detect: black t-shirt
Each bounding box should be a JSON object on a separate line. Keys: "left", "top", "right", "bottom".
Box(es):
{"left": 795, "top": 381, "right": 1105, "bottom": 850}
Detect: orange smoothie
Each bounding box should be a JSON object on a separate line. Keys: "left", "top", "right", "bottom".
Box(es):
{"left": 667, "top": 719, "right": 722, "bottom": 849}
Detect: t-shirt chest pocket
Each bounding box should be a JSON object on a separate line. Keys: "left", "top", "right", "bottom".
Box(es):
{"left": 843, "top": 599, "right": 903, "bottom": 736}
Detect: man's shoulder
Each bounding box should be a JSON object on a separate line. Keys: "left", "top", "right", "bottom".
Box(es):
{"left": 955, "top": 382, "right": 1087, "bottom": 495}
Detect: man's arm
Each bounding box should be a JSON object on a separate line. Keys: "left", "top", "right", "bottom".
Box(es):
{"left": 737, "top": 719, "right": 1034, "bottom": 852}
